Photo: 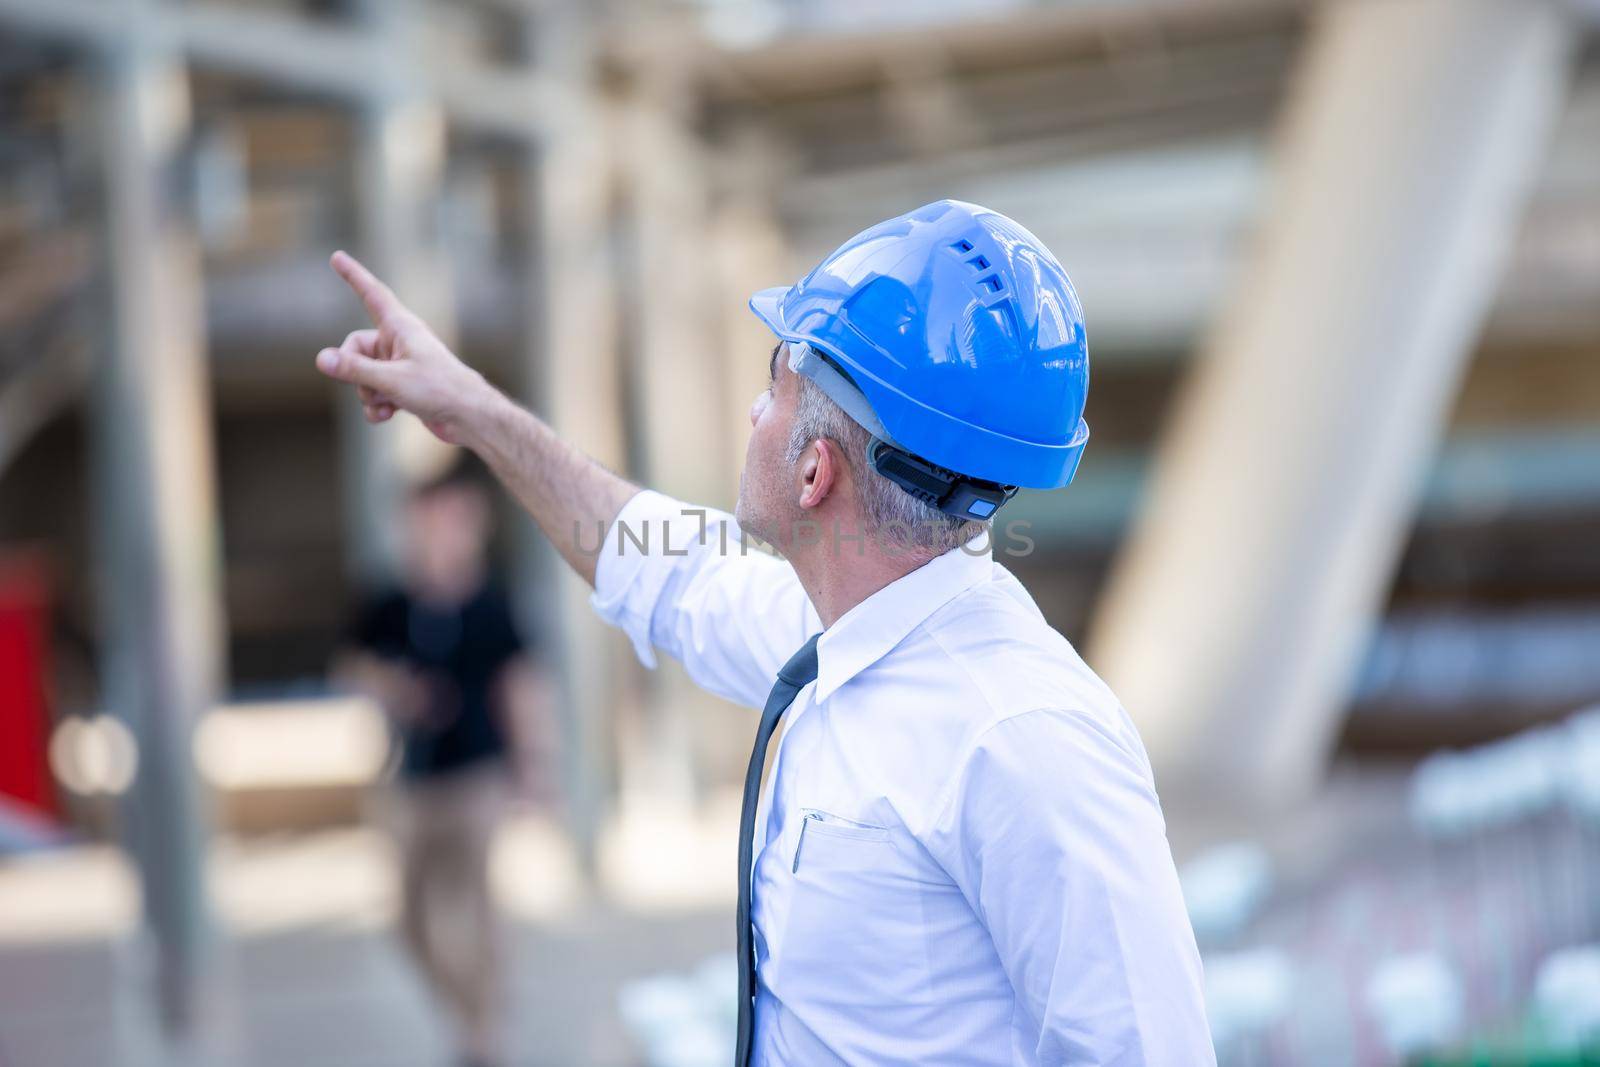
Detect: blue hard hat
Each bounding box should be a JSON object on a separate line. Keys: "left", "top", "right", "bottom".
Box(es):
{"left": 749, "top": 199, "right": 1090, "bottom": 494}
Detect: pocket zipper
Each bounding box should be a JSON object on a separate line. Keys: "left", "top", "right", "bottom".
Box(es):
{"left": 793, "top": 811, "right": 822, "bottom": 873}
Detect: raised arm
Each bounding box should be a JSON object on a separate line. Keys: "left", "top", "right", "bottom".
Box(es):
{"left": 316, "top": 253, "right": 817, "bottom": 704}
{"left": 314, "top": 251, "right": 636, "bottom": 586}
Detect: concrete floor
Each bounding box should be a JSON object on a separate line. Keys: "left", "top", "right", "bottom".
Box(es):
{"left": 0, "top": 804, "right": 743, "bottom": 1067}
{"left": 2, "top": 765, "right": 1595, "bottom": 1067}
{"left": 0, "top": 904, "right": 730, "bottom": 1067}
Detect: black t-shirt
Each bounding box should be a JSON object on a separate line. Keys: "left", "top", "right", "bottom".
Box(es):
{"left": 346, "top": 583, "right": 528, "bottom": 780}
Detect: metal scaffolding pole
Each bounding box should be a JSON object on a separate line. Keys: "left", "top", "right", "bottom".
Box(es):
{"left": 1088, "top": 0, "right": 1576, "bottom": 804}
{"left": 90, "top": 31, "right": 222, "bottom": 1039}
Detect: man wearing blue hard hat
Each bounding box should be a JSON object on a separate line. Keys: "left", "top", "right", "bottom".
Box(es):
{"left": 316, "top": 200, "right": 1213, "bottom": 1066}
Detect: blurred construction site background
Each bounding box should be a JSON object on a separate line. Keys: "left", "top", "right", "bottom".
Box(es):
{"left": 2, "top": 0, "right": 1599, "bottom": 1065}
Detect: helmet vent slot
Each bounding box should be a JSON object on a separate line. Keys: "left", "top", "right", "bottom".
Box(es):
{"left": 951, "top": 239, "right": 974, "bottom": 253}
{"left": 980, "top": 275, "right": 1004, "bottom": 293}
{"left": 966, "top": 255, "right": 990, "bottom": 271}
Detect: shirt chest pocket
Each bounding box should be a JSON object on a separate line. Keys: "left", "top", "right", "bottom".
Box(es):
{"left": 777, "top": 807, "right": 945, "bottom": 1007}
{"left": 791, "top": 808, "right": 890, "bottom": 872}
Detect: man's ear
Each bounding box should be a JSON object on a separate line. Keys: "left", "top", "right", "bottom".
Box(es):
{"left": 797, "top": 438, "right": 839, "bottom": 511}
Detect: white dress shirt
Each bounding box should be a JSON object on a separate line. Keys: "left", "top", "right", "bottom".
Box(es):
{"left": 591, "top": 491, "right": 1214, "bottom": 1066}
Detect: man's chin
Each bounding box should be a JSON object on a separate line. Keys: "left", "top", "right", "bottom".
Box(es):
{"left": 733, "top": 500, "right": 778, "bottom": 552}
{"left": 733, "top": 500, "right": 760, "bottom": 541}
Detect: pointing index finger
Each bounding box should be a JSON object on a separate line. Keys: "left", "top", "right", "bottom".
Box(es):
{"left": 330, "top": 250, "right": 403, "bottom": 326}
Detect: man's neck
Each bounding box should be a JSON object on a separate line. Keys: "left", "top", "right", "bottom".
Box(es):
{"left": 786, "top": 533, "right": 937, "bottom": 629}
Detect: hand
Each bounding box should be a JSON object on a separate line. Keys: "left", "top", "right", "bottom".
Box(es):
{"left": 334, "top": 652, "right": 433, "bottom": 726}
{"left": 374, "top": 661, "right": 433, "bottom": 726}
{"left": 315, "top": 251, "right": 492, "bottom": 445}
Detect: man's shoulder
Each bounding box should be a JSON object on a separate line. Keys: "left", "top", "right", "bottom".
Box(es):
{"left": 912, "top": 592, "right": 1159, "bottom": 825}
{"left": 915, "top": 574, "right": 1121, "bottom": 726}
{"left": 850, "top": 575, "right": 1138, "bottom": 804}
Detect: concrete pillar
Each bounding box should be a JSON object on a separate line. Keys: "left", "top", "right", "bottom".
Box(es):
{"left": 624, "top": 80, "right": 728, "bottom": 505}
{"left": 711, "top": 132, "right": 794, "bottom": 489}
{"left": 1088, "top": 0, "right": 1576, "bottom": 803}
{"left": 90, "top": 35, "right": 221, "bottom": 1038}
{"left": 617, "top": 69, "right": 725, "bottom": 808}
{"left": 342, "top": 0, "right": 458, "bottom": 586}
{"left": 518, "top": 4, "right": 627, "bottom": 873}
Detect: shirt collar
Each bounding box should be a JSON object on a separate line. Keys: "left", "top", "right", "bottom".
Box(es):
{"left": 813, "top": 539, "right": 994, "bottom": 701}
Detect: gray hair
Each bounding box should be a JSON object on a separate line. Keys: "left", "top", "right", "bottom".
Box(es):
{"left": 785, "top": 373, "right": 986, "bottom": 556}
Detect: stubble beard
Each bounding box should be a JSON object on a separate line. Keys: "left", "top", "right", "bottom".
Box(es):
{"left": 734, "top": 468, "right": 787, "bottom": 552}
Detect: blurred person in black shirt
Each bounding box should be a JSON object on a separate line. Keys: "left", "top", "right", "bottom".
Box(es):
{"left": 336, "top": 454, "right": 548, "bottom": 1067}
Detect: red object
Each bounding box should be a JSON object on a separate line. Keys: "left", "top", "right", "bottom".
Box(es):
{"left": 0, "top": 551, "right": 57, "bottom": 820}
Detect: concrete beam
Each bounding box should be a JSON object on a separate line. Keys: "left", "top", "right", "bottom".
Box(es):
{"left": 0, "top": 0, "right": 561, "bottom": 138}
{"left": 1088, "top": 0, "right": 1577, "bottom": 803}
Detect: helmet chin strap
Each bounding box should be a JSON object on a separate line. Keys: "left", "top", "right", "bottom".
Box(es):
{"left": 867, "top": 440, "right": 1017, "bottom": 522}
{"left": 787, "top": 341, "right": 1017, "bottom": 521}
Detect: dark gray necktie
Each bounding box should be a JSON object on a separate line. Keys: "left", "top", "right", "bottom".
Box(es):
{"left": 735, "top": 632, "right": 821, "bottom": 1067}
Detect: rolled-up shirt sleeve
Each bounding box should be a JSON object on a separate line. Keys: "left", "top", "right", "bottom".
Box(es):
{"left": 924, "top": 707, "right": 1215, "bottom": 1067}
{"left": 589, "top": 490, "right": 820, "bottom": 710}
